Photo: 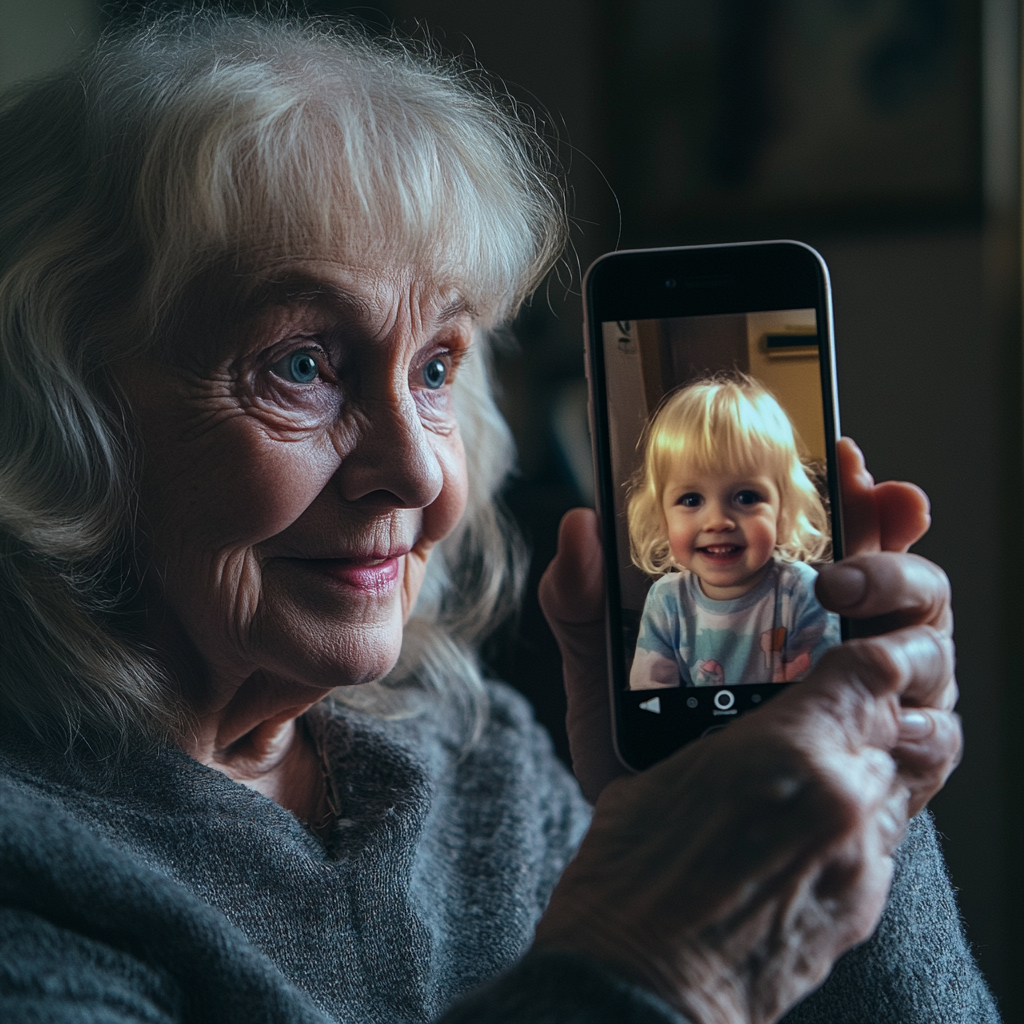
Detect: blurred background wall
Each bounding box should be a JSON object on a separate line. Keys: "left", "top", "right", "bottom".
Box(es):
{"left": 2, "top": 0, "right": 1020, "bottom": 1015}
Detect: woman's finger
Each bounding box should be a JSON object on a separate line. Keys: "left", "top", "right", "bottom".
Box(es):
{"left": 815, "top": 551, "right": 953, "bottom": 636}
{"left": 769, "top": 625, "right": 956, "bottom": 759}
{"left": 837, "top": 437, "right": 880, "bottom": 553}
{"left": 839, "top": 438, "right": 931, "bottom": 555}
{"left": 853, "top": 624, "right": 955, "bottom": 706}
{"left": 537, "top": 509, "right": 605, "bottom": 627}
{"left": 875, "top": 480, "right": 932, "bottom": 552}
{"left": 538, "top": 508, "right": 627, "bottom": 800}
{"left": 892, "top": 708, "right": 963, "bottom": 815}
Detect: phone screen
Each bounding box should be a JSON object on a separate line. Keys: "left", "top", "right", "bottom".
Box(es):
{"left": 585, "top": 243, "right": 843, "bottom": 767}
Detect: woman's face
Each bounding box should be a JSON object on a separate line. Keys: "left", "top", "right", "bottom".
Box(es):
{"left": 117, "top": 262, "right": 471, "bottom": 706}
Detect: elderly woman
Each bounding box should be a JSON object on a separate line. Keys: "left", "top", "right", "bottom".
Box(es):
{"left": 0, "top": 13, "right": 996, "bottom": 1024}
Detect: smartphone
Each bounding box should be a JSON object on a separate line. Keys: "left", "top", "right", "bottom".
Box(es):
{"left": 583, "top": 241, "right": 844, "bottom": 772}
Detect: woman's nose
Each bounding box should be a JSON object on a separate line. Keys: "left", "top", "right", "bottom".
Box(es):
{"left": 333, "top": 391, "right": 444, "bottom": 510}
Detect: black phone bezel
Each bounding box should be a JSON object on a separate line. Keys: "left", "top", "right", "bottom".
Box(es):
{"left": 583, "top": 240, "right": 843, "bottom": 772}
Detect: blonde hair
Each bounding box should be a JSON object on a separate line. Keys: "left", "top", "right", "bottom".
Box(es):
{"left": 627, "top": 375, "right": 831, "bottom": 577}
{"left": 0, "top": 12, "right": 565, "bottom": 748}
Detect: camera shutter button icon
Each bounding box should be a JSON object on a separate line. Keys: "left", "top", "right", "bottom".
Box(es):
{"left": 713, "top": 689, "right": 736, "bottom": 711}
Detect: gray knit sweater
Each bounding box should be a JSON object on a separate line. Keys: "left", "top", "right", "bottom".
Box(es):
{"left": 0, "top": 681, "right": 999, "bottom": 1023}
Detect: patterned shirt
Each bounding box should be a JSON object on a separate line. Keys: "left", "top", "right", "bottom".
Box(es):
{"left": 629, "top": 558, "right": 840, "bottom": 689}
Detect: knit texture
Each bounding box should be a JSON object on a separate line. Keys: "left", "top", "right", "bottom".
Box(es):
{"left": 0, "top": 680, "right": 998, "bottom": 1023}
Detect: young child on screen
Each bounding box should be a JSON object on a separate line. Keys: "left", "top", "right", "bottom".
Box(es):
{"left": 627, "top": 375, "right": 840, "bottom": 690}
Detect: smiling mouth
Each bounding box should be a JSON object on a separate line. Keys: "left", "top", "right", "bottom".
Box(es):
{"left": 697, "top": 545, "right": 745, "bottom": 562}
{"left": 291, "top": 553, "right": 404, "bottom": 595}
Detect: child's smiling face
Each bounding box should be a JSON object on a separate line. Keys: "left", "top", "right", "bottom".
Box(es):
{"left": 661, "top": 465, "right": 781, "bottom": 600}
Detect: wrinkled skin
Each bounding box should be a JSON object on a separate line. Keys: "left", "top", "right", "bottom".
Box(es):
{"left": 535, "top": 439, "right": 959, "bottom": 1024}
{"left": 115, "top": 261, "right": 472, "bottom": 819}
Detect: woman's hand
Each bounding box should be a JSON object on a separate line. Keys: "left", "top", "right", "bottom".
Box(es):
{"left": 534, "top": 618, "right": 960, "bottom": 1024}
{"left": 535, "top": 438, "right": 961, "bottom": 1023}
{"left": 538, "top": 438, "right": 948, "bottom": 802}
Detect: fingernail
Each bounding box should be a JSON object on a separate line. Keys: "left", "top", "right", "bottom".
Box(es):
{"left": 898, "top": 709, "right": 933, "bottom": 740}
{"left": 821, "top": 564, "right": 866, "bottom": 608}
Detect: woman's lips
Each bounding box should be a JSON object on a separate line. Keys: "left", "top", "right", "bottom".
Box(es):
{"left": 297, "top": 555, "right": 402, "bottom": 595}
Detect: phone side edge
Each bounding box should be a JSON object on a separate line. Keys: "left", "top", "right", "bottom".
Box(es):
{"left": 582, "top": 256, "right": 642, "bottom": 774}
{"left": 793, "top": 242, "right": 848, "bottom": 644}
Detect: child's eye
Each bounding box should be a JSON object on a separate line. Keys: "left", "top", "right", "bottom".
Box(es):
{"left": 678, "top": 492, "right": 703, "bottom": 508}
{"left": 734, "top": 489, "right": 764, "bottom": 506}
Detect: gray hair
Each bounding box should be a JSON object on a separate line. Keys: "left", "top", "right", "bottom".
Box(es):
{"left": 0, "top": 12, "right": 566, "bottom": 748}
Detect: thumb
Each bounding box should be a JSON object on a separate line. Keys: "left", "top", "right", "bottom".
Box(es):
{"left": 539, "top": 509, "right": 627, "bottom": 801}
{"left": 538, "top": 508, "right": 604, "bottom": 631}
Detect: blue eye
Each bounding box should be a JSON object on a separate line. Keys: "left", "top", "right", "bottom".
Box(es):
{"left": 422, "top": 357, "right": 447, "bottom": 390}
{"left": 735, "top": 490, "right": 763, "bottom": 506}
{"left": 679, "top": 493, "right": 702, "bottom": 508}
{"left": 273, "top": 350, "right": 319, "bottom": 384}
